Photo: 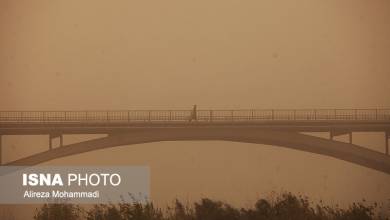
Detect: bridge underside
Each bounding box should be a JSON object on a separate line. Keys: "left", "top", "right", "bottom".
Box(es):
{"left": 3, "top": 127, "right": 390, "bottom": 174}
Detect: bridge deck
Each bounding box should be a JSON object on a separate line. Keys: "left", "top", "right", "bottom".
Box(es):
{"left": 1, "top": 109, "right": 390, "bottom": 123}
{"left": 0, "top": 110, "right": 389, "bottom": 171}
{"left": 0, "top": 109, "right": 389, "bottom": 134}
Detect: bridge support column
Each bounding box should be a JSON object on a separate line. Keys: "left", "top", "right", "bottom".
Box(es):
{"left": 386, "top": 131, "right": 389, "bottom": 155}
{"left": 60, "top": 135, "right": 63, "bottom": 147}
{"left": 49, "top": 135, "right": 52, "bottom": 150}
{"left": 349, "top": 132, "right": 352, "bottom": 144}
{"left": 0, "top": 135, "right": 2, "bottom": 165}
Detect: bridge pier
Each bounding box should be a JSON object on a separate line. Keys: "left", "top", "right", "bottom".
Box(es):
{"left": 49, "top": 135, "right": 52, "bottom": 150}
{"left": 349, "top": 132, "right": 352, "bottom": 144}
{"left": 386, "top": 131, "right": 389, "bottom": 155}
{"left": 0, "top": 135, "right": 2, "bottom": 165}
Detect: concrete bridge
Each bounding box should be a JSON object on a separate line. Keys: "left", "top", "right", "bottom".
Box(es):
{"left": 0, "top": 108, "right": 390, "bottom": 174}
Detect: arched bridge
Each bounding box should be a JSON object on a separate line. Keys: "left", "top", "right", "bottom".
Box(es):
{"left": 0, "top": 108, "right": 390, "bottom": 174}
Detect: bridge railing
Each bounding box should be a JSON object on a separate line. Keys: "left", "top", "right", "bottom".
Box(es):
{"left": 0, "top": 109, "right": 389, "bottom": 123}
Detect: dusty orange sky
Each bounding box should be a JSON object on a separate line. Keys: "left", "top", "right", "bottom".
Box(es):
{"left": 1, "top": 0, "right": 390, "bottom": 110}
{"left": 1, "top": 0, "right": 390, "bottom": 219}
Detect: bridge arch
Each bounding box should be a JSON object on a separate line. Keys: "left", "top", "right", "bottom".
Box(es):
{"left": 5, "top": 127, "right": 390, "bottom": 174}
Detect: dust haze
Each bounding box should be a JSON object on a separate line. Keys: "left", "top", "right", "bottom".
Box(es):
{"left": 1, "top": 0, "right": 390, "bottom": 219}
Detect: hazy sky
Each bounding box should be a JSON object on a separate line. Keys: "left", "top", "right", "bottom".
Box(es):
{"left": 1, "top": 0, "right": 390, "bottom": 218}
{"left": 1, "top": 0, "right": 390, "bottom": 110}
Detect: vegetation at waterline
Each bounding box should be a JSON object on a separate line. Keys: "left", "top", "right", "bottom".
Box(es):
{"left": 33, "top": 193, "right": 388, "bottom": 220}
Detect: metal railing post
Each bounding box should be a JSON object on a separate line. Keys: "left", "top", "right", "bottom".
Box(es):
{"left": 376, "top": 109, "right": 378, "bottom": 120}
{"left": 293, "top": 110, "right": 296, "bottom": 120}
{"left": 355, "top": 109, "right": 358, "bottom": 120}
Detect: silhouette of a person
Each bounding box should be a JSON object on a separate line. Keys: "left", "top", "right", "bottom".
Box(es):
{"left": 189, "top": 105, "right": 197, "bottom": 122}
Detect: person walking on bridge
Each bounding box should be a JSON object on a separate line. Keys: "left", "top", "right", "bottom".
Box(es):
{"left": 189, "top": 105, "right": 197, "bottom": 122}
